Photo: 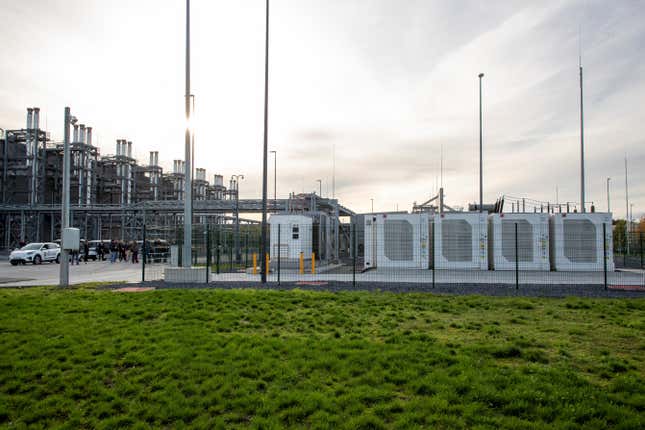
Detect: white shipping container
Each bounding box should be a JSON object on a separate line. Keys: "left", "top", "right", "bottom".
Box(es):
{"left": 549, "top": 213, "right": 614, "bottom": 271}
{"left": 488, "top": 213, "right": 549, "bottom": 271}
{"left": 364, "top": 213, "right": 429, "bottom": 269}
{"left": 433, "top": 212, "right": 488, "bottom": 270}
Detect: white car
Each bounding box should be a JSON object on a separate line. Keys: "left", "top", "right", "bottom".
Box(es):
{"left": 9, "top": 242, "right": 60, "bottom": 265}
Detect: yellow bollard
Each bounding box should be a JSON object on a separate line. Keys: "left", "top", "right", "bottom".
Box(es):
{"left": 311, "top": 252, "right": 316, "bottom": 274}
{"left": 265, "top": 253, "right": 270, "bottom": 276}
{"left": 253, "top": 253, "right": 258, "bottom": 275}
{"left": 299, "top": 252, "right": 304, "bottom": 275}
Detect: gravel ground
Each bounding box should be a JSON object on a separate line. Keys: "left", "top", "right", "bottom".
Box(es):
{"left": 100, "top": 280, "right": 645, "bottom": 298}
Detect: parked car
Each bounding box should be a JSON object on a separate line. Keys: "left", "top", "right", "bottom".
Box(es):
{"left": 9, "top": 242, "right": 60, "bottom": 265}
{"left": 86, "top": 240, "right": 111, "bottom": 261}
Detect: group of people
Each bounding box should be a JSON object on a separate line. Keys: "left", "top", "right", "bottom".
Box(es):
{"left": 69, "top": 240, "right": 140, "bottom": 265}
{"left": 108, "top": 240, "right": 140, "bottom": 264}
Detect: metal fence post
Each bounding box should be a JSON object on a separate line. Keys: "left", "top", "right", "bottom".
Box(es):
{"left": 603, "top": 223, "right": 608, "bottom": 290}
{"left": 229, "top": 230, "right": 234, "bottom": 272}
{"left": 431, "top": 221, "right": 435, "bottom": 289}
{"left": 141, "top": 223, "right": 146, "bottom": 283}
{"left": 206, "top": 226, "right": 211, "bottom": 284}
{"left": 638, "top": 231, "right": 643, "bottom": 269}
{"left": 245, "top": 233, "right": 249, "bottom": 269}
{"left": 277, "top": 224, "right": 281, "bottom": 285}
{"left": 515, "top": 222, "right": 519, "bottom": 290}
{"left": 216, "top": 225, "right": 220, "bottom": 274}
{"left": 352, "top": 223, "right": 357, "bottom": 287}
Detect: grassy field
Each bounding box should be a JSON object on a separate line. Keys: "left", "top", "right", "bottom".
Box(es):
{"left": 0, "top": 287, "right": 644, "bottom": 429}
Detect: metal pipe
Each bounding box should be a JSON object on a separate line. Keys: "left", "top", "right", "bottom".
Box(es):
{"left": 31, "top": 108, "right": 40, "bottom": 205}
{"left": 26, "top": 108, "right": 33, "bottom": 130}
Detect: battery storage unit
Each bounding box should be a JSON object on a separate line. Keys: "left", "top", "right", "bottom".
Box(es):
{"left": 433, "top": 212, "right": 488, "bottom": 270}
{"left": 549, "top": 212, "right": 614, "bottom": 271}
{"left": 364, "top": 213, "right": 430, "bottom": 269}
{"left": 269, "top": 214, "right": 313, "bottom": 262}
{"left": 488, "top": 213, "right": 549, "bottom": 271}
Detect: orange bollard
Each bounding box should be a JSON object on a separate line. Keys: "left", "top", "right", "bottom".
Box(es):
{"left": 265, "top": 253, "right": 270, "bottom": 276}
{"left": 252, "top": 253, "right": 257, "bottom": 275}
{"left": 311, "top": 252, "right": 316, "bottom": 274}
{"left": 299, "top": 252, "right": 304, "bottom": 275}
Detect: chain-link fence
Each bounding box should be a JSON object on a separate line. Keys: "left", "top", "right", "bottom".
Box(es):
{"left": 136, "top": 214, "right": 644, "bottom": 290}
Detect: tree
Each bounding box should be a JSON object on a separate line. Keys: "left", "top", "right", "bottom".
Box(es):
{"left": 613, "top": 219, "right": 627, "bottom": 253}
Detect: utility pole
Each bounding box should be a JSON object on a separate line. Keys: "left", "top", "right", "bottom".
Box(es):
{"left": 478, "top": 73, "right": 484, "bottom": 213}
{"left": 59, "top": 107, "right": 74, "bottom": 287}
{"left": 579, "top": 62, "right": 586, "bottom": 213}
{"left": 370, "top": 198, "right": 374, "bottom": 213}
{"left": 316, "top": 179, "right": 322, "bottom": 197}
{"left": 260, "top": 0, "right": 270, "bottom": 283}
{"left": 182, "top": 0, "right": 193, "bottom": 267}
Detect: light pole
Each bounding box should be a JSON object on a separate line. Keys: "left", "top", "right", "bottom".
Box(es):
{"left": 231, "top": 175, "right": 244, "bottom": 263}
{"left": 182, "top": 0, "right": 193, "bottom": 267}
{"left": 59, "top": 107, "right": 76, "bottom": 287}
{"left": 316, "top": 179, "right": 322, "bottom": 197}
{"left": 478, "top": 73, "right": 484, "bottom": 213}
{"left": 606, "top": 177, "right": 611, "bottom": 213}
{"left": 580, "top": 61, "right": 586, "bottom": 213}
{"left": 260, "top": 0, "right": 269, "bottom": 283}
{"left": 270, "top": 150, "right": 277, "bottom": 205}
{"left": 370, "top": 198, "right": 374, "bottom": 213}
{"left": 625, "top": 156, "right": 629, "bottom": 254}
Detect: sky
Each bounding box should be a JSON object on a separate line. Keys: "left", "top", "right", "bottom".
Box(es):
{"left": 1, "top": 0, "right": 644, "bottom": 218}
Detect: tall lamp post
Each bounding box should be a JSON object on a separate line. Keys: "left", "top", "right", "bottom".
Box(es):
{"left": 370, "top": 198, "right": 374, "bottom": 213}
{"left": 270, "top": 150, "right": 277, "bottom": 206}
{"left": 580, "top": 61, "right": 586, "bottom": 213}
{"left": 59, "top": 107, "right": 76, "bottom": 287}
{"left": 316, "top": 179, "right": 322, "bottom": 197}
{"left": 260, "top": 0, "right": 270, "bottom": 283}
{"left": 182, "top": 0, "right": 193, "bottom": 267}
{"left": 231, "top": 174, "right": 244, "bottom": 263}
{"left": 478, "top": 72, "right": 484, "bottom": 213}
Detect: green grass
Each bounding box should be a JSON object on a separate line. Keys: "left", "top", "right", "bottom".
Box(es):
{"left": 0, "top": 288, "right": 644, "bottom": 429}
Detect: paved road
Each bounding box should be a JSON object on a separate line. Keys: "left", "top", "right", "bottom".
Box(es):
{"left": 1, "top": 259, "right": 643, "bottom": 288}
{"left": 0, "top": 259, "right": 168, "bottom": 287}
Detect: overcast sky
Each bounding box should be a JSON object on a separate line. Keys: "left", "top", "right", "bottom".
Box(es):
{"left": 1, "top": 0, "right": 643, "bottom": 217}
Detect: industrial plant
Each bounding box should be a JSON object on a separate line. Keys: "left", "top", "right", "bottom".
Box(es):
{"left": 0, "top": 106, "right": 353, "bottom": 252}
